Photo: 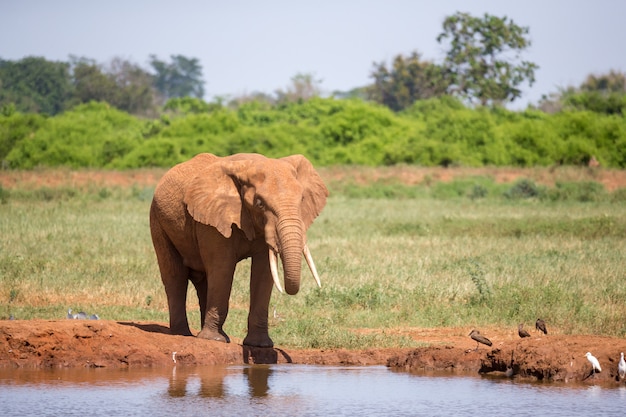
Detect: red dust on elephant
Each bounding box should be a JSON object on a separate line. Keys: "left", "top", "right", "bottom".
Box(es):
{"left": 149, "top": 153, "right": 328, "bottom": 347}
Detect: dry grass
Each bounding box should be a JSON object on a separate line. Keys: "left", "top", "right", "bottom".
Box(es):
{"left": 1, "top": 167, "right": 625, "bottom": 348}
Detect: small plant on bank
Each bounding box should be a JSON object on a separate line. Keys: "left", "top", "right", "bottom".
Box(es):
{"left": 0, "top": 185, "right": 8, "bottom": 204}
{"left": 504, "top": 178, "right": 542, "bottom": 199}
{"left": 467, "top": 259, "right": 491, "bottom": 305}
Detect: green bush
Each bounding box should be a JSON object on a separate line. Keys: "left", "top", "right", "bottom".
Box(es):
{"left": 543, "top": 181, "right": 607, "bottom": 202}
{"left": 5, "top": 102, "right": 143, "bottom": 168}
{"left": 112, "top": 138, "right": 183, "bottom": 168}
{"left": 1, "top": 96, "right": 626, "bottom": 169}
{"left": 0, "top": 111, "right": 46, "bottom": 162}
{"left": 503, "top": 179, "right": 542, "bottom": 199}
{"left": 430, "top": 177, "right": 500, "bottom": 199}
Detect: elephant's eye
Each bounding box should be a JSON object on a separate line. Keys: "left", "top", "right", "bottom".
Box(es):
{"left": 255, "top": 198, "right": 264, "bottom": 209}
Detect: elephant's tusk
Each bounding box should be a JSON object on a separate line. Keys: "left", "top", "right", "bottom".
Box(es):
{"left": 303, "top": 244, "right": 322, "bottom": 288}
{"left": 269, "top": 249, "right": 284, "bottom": 293}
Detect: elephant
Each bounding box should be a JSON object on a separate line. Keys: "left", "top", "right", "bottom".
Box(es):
{"left": 149, "top": 152, "right": 328, "bottom": 348}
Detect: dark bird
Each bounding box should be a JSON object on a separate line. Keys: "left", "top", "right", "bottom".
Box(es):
{"left": 469, "top": 329, "right": 492, "bottom": 351}
{"left": 535, "top": 318, "right": 548, "bottom": 335}
{"left": 518, "top": 323, "right": 531, "bottom": 338}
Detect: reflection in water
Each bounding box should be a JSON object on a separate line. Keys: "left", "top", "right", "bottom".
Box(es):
{"left": 1, "top": 365, "right": 625, "bottom": 416}
{"left": 243, "top": 365, "right": 272, "bottom": 397}
{"left": 167, "top": 365, "right": 229, "bottom": 398}
{"left": 164, "top": 365, "right": 272, "bottom": 399}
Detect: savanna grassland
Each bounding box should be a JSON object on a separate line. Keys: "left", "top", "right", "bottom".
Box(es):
{"left": 1, "top": 166, "right": 625, "bottom": 351}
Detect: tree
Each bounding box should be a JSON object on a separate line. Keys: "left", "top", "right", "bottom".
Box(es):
{"left": 106, "top": 57, "right": 159, "bottom": 115}
{"left": 580, "top": 70, "right": 626, "bottom": 93}
{"left": 275, "top": 73, "right": 322, "bottom": 104}
{"left": 568, "top": 70, "right": 626, "bottom": 114}
{"left": 70, "top": 57, "right": 117, "bottom": 106}
{"left": 537, "top": 70, "right": 626, "bottom": 115}
{"left": 149, "top": 54, "right": 205, "bottom": 99}
{"left": 437, "top": 12, "right": 538, "bottom": 106}
{"left": 70, "top": 56, "right": 158, "bottom": 116}
{"left": 0, "top": 56, "right": 72, "bottom": 114}
{"left": 228, "top": 91, "right": 276, "bottom": 108}
{"left": 368, "top": 51, "right": 448, "bottom": 111}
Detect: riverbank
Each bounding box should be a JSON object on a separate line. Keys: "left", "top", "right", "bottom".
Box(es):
{"left": 2, "top": 320, "right": 624, "bottom": 385}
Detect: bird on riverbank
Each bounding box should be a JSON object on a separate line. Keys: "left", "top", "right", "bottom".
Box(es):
{"left": 618, "top": 352, "right": 626, "bottom": 381}
{"left": 535, "top": 318, "right": 548, "bottom": 335}
{"left": 585, "top": 352, "right": 601, "bottom": 377}
{"left": 66, "top": 309, "right": 98, "bottom": 320}
{"left": 518, "top": 323, "right": 531, "bottom": 338}
{"left": 469, "top": 329, "right": 492, "bottom": 351}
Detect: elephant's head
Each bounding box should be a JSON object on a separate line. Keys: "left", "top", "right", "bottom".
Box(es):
{"left": 184, "top": 153, "right": 328, "bottom": 295}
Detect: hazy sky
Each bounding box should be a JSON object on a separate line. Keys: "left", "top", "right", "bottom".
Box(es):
{"left": 2, "top": 1, "right": 625, "bottom": 108}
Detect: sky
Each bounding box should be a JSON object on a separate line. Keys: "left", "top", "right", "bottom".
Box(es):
{"left": 2, "top": 0, "right": 625, "bottom": 109}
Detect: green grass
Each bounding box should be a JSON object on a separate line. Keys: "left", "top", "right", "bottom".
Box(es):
{"left": 1, "top": 175, "right": 625, "bottom": 350}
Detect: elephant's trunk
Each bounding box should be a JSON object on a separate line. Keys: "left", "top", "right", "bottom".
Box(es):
{"left": 276, "top": 216, "right": 304, "bottom": 295}
{"left": 269, "top": 243, "right": 321, "bottom": 294}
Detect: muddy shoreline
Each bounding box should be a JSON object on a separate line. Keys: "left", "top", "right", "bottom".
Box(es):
{"left": 2, "top": 320, "right": 625, "bottom": 385}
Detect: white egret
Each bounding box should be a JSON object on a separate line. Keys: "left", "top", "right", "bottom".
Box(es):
{"left": 585, "top": 352, "right": 601, "bottom": 376}
{"left": 618, "top": 352, "right": 626, "bottom": 381}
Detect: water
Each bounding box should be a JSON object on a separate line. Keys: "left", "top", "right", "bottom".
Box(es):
{"left": 0, "top": 365, "right": 624, "bottom": 416}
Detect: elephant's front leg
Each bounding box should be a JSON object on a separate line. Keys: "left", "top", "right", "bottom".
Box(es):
{"left": 243, "top": 252, "right": 274, "bottom": 348}
{"left": 196, "top": 262, "right": 235, "bottom": 343}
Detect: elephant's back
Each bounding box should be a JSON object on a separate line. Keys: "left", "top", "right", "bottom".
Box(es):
{"left": 153, "top": 153, "right": 219, "bottom": 203}
{"left": 151, "top": 154, "right": 220, "bottom": 263}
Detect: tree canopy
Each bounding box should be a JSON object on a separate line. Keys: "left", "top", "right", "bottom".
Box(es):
{"left": 4, "top": 11, "right": 624, "bottom": 119}
{"left": 275, "top": 73, "right": 323, "bottom": 104}
{"left": 437, "top": 12, "right": 538, "bottom": 106}
{"left": 0, "top": 57, "right": 71, "bottom": 114}
{"left": 0, "top": 54, "right": 205, "bottom": 116}
{"left": 368, "top": 51, "right": 448, "bottom": 111}
{"left": 149, "top": 54, "right": 205, "bottom": 100}
{"left": 70, "top": 56, "right": 159, "bottom": 116}
{"left": 538, "top": 70, "right": 626, "bottom": 115}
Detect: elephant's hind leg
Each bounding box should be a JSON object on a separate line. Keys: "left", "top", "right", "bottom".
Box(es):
{"left": 189, "top": 270, "right": 207, "bottom": 328}
{"left": 151, "top": 227, "right": 193, "bottom": 336}
{"left": 163, "top": 262, "right": 193, "bottom": 336}
{"left": 166, "top": 279, "right": 194, "bottom": 336}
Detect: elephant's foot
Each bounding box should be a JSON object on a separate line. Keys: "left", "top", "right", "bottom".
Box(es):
{"left": 243, "top": 333, "right": 274, "bottom": 348}
{"left": 197, "top": 327, "right": 230, "bottom": 343}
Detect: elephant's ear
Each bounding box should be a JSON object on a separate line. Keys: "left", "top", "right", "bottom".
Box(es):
{"left": 184, "top": 160, "right": 255, "bottom": 240}
{"left": 281, "top": 154, "right": 329, "bottom": 229}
